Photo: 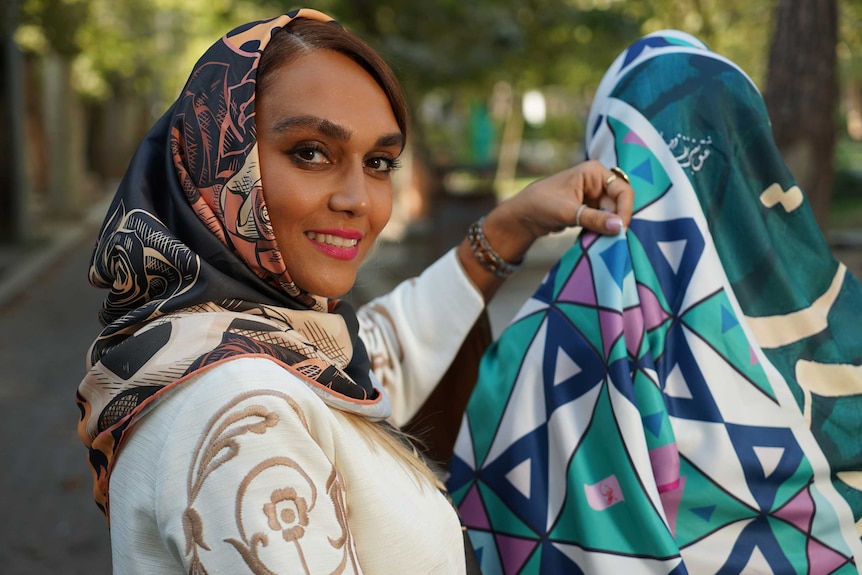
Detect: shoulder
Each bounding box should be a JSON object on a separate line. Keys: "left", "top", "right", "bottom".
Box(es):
{"left": 112, "top": 357, "right": 366, "bottom": 574}
{"left": 120, "top": 356, "right": 342, "bottom": 469}
{"left": 182, "top": 356, "right": 327, "bottom": 407}
{"left": 190, "top": 355, "right": 313, "bottom": 388}
{"left": 174, "top": 356, "right": 341, "bottom": 441}
{"left": 114, "top": 356, "right": 347, "bottom": 505}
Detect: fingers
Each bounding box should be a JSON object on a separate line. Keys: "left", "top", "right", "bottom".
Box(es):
{"left": 575, "top": 162, "right": 634, "bottom": 234}
{"left": 574, "top": 204, "right": 588, "bottom": 227}
{"left": 602, "top": 166, "right": 634, "bottom": 227}
{"left": 498, "top": 161, "right": 634, "bottom": 240}
{"left": 576, "top": 205, "right": 625, "bottom": 234}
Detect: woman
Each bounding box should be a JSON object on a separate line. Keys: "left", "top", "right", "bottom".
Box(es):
{"left": 448, "top": 30, "right": 862, "bottom": 574}
{"left": 76, "top": 8, "right": 632, "bottom": 574}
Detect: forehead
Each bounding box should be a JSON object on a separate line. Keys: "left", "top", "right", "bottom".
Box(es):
{"left": 256, "top": 49, "right": 399, "bottom": 135}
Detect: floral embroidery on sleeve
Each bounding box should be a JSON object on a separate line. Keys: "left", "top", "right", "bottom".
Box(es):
{"left": 181, "top": 389, "right": 362, "bottom": 574}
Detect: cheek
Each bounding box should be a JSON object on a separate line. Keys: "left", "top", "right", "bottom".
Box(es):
{"left": 262, "top": 177, "right": 319, "bottom": 232}
{"left": 369, "top": 185, "right": 394, "bottom": 232}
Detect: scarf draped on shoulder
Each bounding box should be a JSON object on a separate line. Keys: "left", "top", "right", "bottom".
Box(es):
{"left": 77, "top": 8, "right": 389, "bottom": 518}
{"left": 449, "top": 31, "right": 862, "bottom": 573}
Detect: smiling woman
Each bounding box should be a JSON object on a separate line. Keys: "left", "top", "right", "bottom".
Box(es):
{"left": 256, "top": 43, "right": 400, "bottom": 298}
{"left": 74, "top": 8, "right": 632, "bottom": 575}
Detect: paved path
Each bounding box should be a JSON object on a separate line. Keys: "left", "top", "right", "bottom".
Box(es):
{"left": 0, "top": 235, "right": 113, "bottom": 574}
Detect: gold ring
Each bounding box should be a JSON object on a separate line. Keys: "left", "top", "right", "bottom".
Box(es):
{"left": 610, "top": 166, "right": 630, "bottom": 184}
{"left": 604, "top": 174, "right": 618, "bottom": 188}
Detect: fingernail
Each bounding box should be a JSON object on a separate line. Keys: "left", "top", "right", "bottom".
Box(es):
{"left": 605, "top": 218, "right": 623, "bottom": 233}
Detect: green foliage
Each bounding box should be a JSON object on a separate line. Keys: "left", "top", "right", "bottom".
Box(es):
{"left": 323, "top": 0, "right": 780, "bottom": 172}
{"left": 839, "top": 0, "right": 862, "bottom": 82}
{"left": 323, "top": 1, "right": 648, "bottom": 172}
{"left": 13, "top": 0, "right": 861, "bottom": 174}
{"left": 19, "top": 0, "right": 90, "bottom": 56}
{"left": 17, "top": 0, "right": 284, "bottom": 101}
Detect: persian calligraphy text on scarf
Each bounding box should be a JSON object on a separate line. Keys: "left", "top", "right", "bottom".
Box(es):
{"left": 77, "top": 9, "right": 390, "bottom": 518}
{"left": 449, "top": 31, "right": 862, "bottom": 573}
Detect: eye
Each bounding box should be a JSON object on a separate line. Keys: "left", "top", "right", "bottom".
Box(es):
{"left": 365, "top": 156, "right": 402, "bottom": 174}
{"left": 290, "top": 144, "right": 329, "bottom": 166}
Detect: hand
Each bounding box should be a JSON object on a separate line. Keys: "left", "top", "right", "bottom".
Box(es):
{"left": 481, "top": 160, "right": 634, "bottom": 262}
{"left": 492, "top": 160, "right": 634, "bottom": 243}
{"left": 457, "top": 160, "right": 635, "bottom": 302}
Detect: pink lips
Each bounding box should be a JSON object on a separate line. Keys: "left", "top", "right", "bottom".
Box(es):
{"left": 305, "top": 228, "right": 363, "bottom": 261}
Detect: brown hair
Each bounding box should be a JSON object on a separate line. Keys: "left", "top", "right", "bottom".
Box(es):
{"left": 257, "top": 17, "right": 409, "bottom": 141}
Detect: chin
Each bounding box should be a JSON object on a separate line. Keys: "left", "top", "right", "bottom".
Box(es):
{"left": 294, "top": 275, "right": 358, "bottom": 301}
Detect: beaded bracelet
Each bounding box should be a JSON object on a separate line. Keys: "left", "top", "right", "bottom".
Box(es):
{"left": 467, "top": 217, "right": 524, "bottom": 278}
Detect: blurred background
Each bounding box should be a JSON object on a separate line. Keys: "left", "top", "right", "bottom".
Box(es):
{"left": 1, "top": 0, "right": 861, "bottom": 573}
{"left": 3, "top": 0, "right": 862, "bottom": 247}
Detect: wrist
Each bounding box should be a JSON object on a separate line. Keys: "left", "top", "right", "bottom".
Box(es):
{"left": 466, "top": 217, "right": 525, "bottom": 278}
{"left": 482, "top": 203, "right": 537, "bottom": 259}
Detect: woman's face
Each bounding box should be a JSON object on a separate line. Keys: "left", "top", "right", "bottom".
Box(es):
{"left": 256, "top": 49, "right": 402, "bottom": 298}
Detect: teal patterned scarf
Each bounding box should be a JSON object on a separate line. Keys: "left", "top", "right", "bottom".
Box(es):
{"left": 449, "top": 31, "right": 862, "bottom": 573}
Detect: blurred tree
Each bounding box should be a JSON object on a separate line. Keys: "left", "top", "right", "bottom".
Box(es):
{"left": 12, "top": 0, "right": 860, "bottom": 229}
{"left": 1, "top": 0, "right": 30, "bottom": 243}
{"left": 71, "top": 0, "right": 285, "bottom": 178}
{"left": 764, "top": 0, "right": 838, "bottom": 231}
{"left": 17, "top": 0, "right": 90, "bottom": 217}
{"left": 626, "top": 0, "right": 774, "bottom": 84}
{"left": 16, "top": 0, "right": 285, "bottom": 189}
{"left": 19, "top": 0, "right": 89, "bottom": 58}
{"left": 838, "top": 0, "right": 862, "bottom": 141}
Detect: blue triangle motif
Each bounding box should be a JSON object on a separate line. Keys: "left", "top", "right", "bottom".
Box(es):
{"left": 447, "top": 454, "right": 475, "bottom": 495}
{"left": 718, "top": 516, "right": 795, "bottom": 573}
{"left": 543, "top": 307, "right": 607, "bottom": 413}
{"left": 531, "top": 258, "right": 561, "bottom": 305}
{"left": 629, "top": 218, "right": 705, "bottom": 315}
{"left": 540, "top": 542, "right": 587, "bottom": 574}
{"left": 658, "top": 322, "right": 723, "bottom": 423}
{"left": 725, "top": 423, "right": 805, "bottom": 512}
{"left": 607, "top": 357, "right": 639, "bottom": 405}
{"left": 691, "top": 505, "right": 716, "bottom": 522}
{"left": 631, "top": 157, "right": 655, "bottom": 185}
{"left": 480, "top": 424, "right": 550, "bottom": 535}
{"left": 599, "top": 239, "right": 633, "bottom": 290}
{"left": 720, "top": 304, "right": 738, "bottom": 334}
{"left": 643, "top": 412, "right": 664, "bottom": 438}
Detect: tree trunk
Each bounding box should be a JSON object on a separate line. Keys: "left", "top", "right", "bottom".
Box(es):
{"left": 763, "top": 0, "right": 838, "bottom": 233}
{"left": 1, "top": 0, "right": 31, "bottom": 243}
{"left": 43, "top": 52, "right": 88, "bottom": 218}
{"left": 493, "top": 85, "right": 524, "bottom": 196}
{"left": 846, "top": 81, "right": 862, "bottom": 141}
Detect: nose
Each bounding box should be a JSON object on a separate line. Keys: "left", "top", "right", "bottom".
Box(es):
{"left": 329, "top": 161, "right": 370, "bottom": 217}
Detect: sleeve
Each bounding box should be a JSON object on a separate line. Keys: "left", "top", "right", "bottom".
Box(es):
{"left": 356, "top": 248, "right": 485, "bottom": 426}
{"left": 152, "top": 359, "right": 364, "bottom": 574}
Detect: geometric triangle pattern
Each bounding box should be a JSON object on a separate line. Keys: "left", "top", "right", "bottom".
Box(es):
{"left": 449, "top": 31, "right": 862, "bottom": 574}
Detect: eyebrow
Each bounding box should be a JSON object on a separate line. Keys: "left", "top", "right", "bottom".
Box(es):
{"left": 270, "top": 115, "right": 404, "bottom": 150}
{"left": 376, "top": 133, "right": 406, "bottom": 150}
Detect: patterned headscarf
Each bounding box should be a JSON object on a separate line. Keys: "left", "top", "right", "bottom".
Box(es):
{"left": 449, "top": 31, "right": 862, "bottom": 573}
{"left": 77, "top": 9, "right": 391, "bottom": 517}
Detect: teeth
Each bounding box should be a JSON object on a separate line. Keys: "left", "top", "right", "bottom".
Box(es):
{"left": 305, "top": 232, "right": 358, "bottom": 248}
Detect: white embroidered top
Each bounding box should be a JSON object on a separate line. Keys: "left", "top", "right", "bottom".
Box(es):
{"left": 108, "top": 249, "right": 485, "bottom": 574}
